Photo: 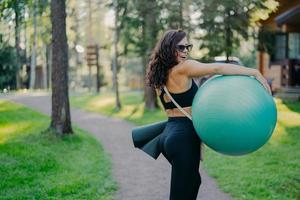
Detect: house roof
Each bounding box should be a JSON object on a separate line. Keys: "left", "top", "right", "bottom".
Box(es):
{"left": 259, "top": 0, "right": 300, "bottom": 26}
{"left": 275, "top": 5, "right": 300, "bottom": 26}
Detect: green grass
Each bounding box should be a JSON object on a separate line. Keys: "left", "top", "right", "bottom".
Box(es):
{"left": 0, "top": 100, "right": 117, "bottom": 200}
{"left": 71, "top": 91, "right": 167, "bottom": 125}
{"left": 71, "top": 91, "right": 300, "bottom": 200}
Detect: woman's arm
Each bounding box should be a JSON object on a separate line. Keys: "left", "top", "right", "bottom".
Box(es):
{"left": 177, "top": 60, "right": 271, "bottom": 94}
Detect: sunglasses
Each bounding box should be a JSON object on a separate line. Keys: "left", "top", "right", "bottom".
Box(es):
{"left": 176, "top": 44, "right": 193, "bottom": 52}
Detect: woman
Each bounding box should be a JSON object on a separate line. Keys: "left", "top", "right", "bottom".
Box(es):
{"left": 146, "top": 29, "right": 271, "bottom": 200}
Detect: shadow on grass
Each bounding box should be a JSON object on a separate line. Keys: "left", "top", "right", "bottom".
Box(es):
{"left": 278, "top": 176, "right": 300, "bottom": 199}
{"left": 285, "top": 125, "right": 300, "bottom": 140}
{"left": 126, "top": 105, "right": 140, "bottom": 119}
{"left": 0, "top": 101, "right": 42, "bottom": 124}
{"left": 282, "top": 101, "right": 300, "bottom": 113}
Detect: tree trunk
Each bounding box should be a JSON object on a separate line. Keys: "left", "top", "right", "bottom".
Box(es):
{"left": 24, "top": 6, "right": 30, "bottom": 89}
{"left": 50, "top": 0, "right": 73, "bottom": 135}
{"left": 87, "top": 0, "right": 93, "bottom": 91}
{"left": 143, "top": 0, "right": 158, "bottom": 110}
{"left": 14, "top": 2, "right": 21, "bottom": 90}
{"left": 179, "top": 0, "right": 183, "bottom": 29}
{"left": 143, "top": 54, "right": 157, "bottom": 110}
{"left": 29, "top": 0, "right": 38, "bottom": 89}
{"left": 225, "top": 8, "right": 232, "bottom": 63}
{"left": 42, "top": 44, "right": 48, "bottom": 89}
{"left": 96, "top": 45, "right": 100, "bottom": 93}
{"left": 46, "top": 44, "right": 52, "bottom": 89}
{"left": 225, "top": 24, "right": 230, "bottom": 63}
{"left": 143, "top": 69, "right": 158, "bottom": 111}
{"left": 74, "top": 1, "right": 81, "bottom": 90}
{"left": 112, "top": 0, "right": 121, "bottom": 110}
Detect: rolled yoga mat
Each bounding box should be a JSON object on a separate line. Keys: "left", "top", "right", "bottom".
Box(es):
{"left": 132, "top": 120, "right": 167, "bottom": 159}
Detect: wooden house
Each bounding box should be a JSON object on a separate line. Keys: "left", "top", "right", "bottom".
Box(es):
{"left": 258, "top": 0, "right": 300, "bottom": 100}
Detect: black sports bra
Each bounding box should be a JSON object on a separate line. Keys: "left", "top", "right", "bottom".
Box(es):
{"left": 159, "top": 79, "right": 198, "bottom": 110}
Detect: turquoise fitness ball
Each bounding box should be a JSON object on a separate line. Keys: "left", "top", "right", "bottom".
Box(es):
{"left": 192, "top": 75, "right": 277, "bottom": 156}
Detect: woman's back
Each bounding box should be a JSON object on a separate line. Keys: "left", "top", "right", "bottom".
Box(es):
{"left": 165, "top": 64, "right": 192, "bottom": 94}
{"left": 156, "top": 63, "right": 197, "bottom": 117}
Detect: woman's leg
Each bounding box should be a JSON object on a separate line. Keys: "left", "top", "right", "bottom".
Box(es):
{"left": 164, "top": 127, "right": 201, "bottom": 200}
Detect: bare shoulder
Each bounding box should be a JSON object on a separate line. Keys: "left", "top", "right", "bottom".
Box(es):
{"left": 173, "top": 59, "right": 202, "bottom": 74}
{"left": 173, "top": 60, "right": 218, "bottom": 78}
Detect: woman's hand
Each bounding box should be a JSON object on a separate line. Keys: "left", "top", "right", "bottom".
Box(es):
{"left": 254, "top": 72, "right": 272, "bottom": 95}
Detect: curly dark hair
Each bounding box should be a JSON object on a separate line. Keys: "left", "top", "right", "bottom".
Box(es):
{"left": 146, "top": 29, "right": 187, "bottom": 89}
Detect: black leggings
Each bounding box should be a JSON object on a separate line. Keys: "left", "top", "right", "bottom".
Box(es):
{"left": 159, "top": 117, "right": 201, "bottom": 200}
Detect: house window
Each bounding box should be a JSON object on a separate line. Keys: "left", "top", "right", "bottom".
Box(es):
{"left": 289, "top": 33, "right": 300, "bottom": 59}
{"left": 274, "top": 33, "right": 287, "bottom": 61}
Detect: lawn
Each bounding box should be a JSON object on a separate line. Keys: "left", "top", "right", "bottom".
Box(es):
{"left": 0, "top": 100, "right": 117, "bottom": 200}
{"left": 71, "top": 91, "right": 166, "bottom": 125}
{"left": 71, "top": 91, "right": 300, "bottom": 200}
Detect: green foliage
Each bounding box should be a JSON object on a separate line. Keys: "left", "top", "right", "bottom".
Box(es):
{"left": 196, "top": 0, "right": 277, "bottom": 60}
{"left": 113, "top": 0, "right": 194, "bottom": 84}
{"left": 160, "top": 0, "right": 183, "bottom": 29}
{"left": 0, "top": 0, "right": 28, "bottom": 24}
{"left": 0, "top": 0, "right": 51, "bottom": 73}
{"left": 0, "top": 100, "right": 117, "bottom": 199}
{"left": 116, "top": 0, "right": 189, "bottom": 57}
{"left": 114, "top": 0, "right": 159, "bottom": 56}
{"left": 0, "top": 0, "right": 49, "bottom": 18}
{"left": 0, "top": 43, "right": 17, "bottom": 90}
{"left": 0, "top": 0, "right": 51, "bottom": 45}
{"left": 257, "top": 26, "right": 276, "bottom": 54}
{"left": 37, "top": 0, "right": 51, "bottom": 45}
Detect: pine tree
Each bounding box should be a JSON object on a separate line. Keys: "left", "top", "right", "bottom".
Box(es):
{"left": 197, "top": 0, "right": 274, "bottom": 61}
{"left": 50, "top": 0, "right": 73, "bottom": 135}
